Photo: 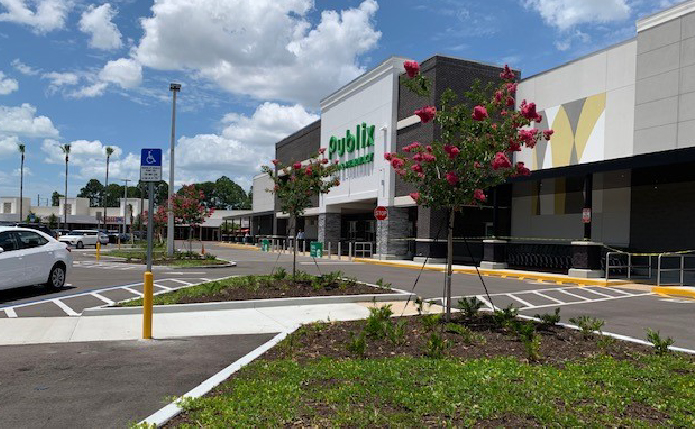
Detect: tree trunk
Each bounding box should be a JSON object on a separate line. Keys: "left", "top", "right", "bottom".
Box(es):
{"left": 444, "top": 208, "right": 455, "bottom": 321}
{"left": 291, "top": 214, "right": 297, "bottom": 279}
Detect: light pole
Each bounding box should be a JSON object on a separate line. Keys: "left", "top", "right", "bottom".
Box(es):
{"left": 121, "top": 179, "right": 131, "bottom": 235}
{"left": 167, "top": 83, "right": 181, "bottom": 257}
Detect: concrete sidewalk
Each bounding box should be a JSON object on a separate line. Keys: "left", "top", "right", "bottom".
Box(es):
{"left": 0, "top": 302, "right": 375, "bottom": 345}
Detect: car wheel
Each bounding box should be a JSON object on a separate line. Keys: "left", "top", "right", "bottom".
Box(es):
{"left": 76, "top": 241, "right": 84, "bottom": 249}
{"left": 46, "top": 264, "right": 66, "bottom": 290}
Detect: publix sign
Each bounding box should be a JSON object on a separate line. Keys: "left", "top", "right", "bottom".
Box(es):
{"left": 329, "top": 123, "right": 376, "bottom": 170}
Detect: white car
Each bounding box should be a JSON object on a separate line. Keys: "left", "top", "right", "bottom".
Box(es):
{"left": 0, "top": 227, "right": 72, "bottom": 291}
{"left": 58, "top": 230, "right": 101, "bottom": 249}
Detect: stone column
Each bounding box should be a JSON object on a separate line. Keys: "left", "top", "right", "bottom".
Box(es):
{"left": 376, "top": 206, "right": 410, "bottom": 260}
{"left": 568, "top": 241, "right": 604, "bottom": 278}
{"left": 318, "top": 212, "right": 341, "bottom": 248}
{"left": 480, "top": 239, "right": 507, "bottom": 269}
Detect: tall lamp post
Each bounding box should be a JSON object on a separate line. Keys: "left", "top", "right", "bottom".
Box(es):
{"left": 121, "top": 178, "right": 131, "bottom": 236}
{"left": 167, "top": 83, "right": 181, "bottom": 257}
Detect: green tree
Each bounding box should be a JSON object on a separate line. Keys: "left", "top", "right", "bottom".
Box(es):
{"left": 104, "top": 183, "right": 123, "bottom": 207}
{"left": 262, "top": 151, "right": 339, "bottom": 278}
{"left": 171, "top": 185, "right": 214, "bottom": 251}
{"left": 52, "top": 191, "right": 62, "bottom": 206}
{"left": 78, "top": 179, "right": 105, "bottom": 206}
{"left": 391, "top": 61, "right": 551, "bottom": 320}
{"left": 47, "top": 213, "right": 59, "bottom": 229}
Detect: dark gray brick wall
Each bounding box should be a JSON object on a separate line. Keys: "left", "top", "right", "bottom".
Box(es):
{"left": 376, "top": 206, "right": 411, "bottom": 258}
{"left": 318, "top": 213, "right": 341, "bottom": 246}
{"left": 276, "top": 120, "right": 321, "bottom": 165}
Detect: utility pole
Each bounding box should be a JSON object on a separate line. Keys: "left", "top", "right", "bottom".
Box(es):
{"left": 167, "top": 83, "right": 181, "bottom": 257}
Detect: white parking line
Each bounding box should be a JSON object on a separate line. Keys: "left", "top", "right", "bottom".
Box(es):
{"left": 582, "top": 288, "right": 615, "bottom": 298}
{"left": 476, "top": 295, "right": 497, "bottom": 311}
{"left": 605, "top": 287, "right": 633, "bottom": 295}
{"left": 169, "top": 279, "right": 192, "bottom": 286}
{"left": 4, "top": 307, "right": 17, "bottom": 318}
{"left": 557, "top": 289, "right": 592, "bottom": 301}
{"left": 532, "top": 291, "right": 565, "bottom": 304}
{"left": 154, "top": 283, "right": 172, "bottom": 290}
{"left": 50, "top": 299, "right": 78, "bottom": 316}
{"left": 123, "top": 287, "right": 144, "bottom": 297}
{"left": 506, "top": 293, "right": 533, "bottom": 307}
{"left": 91, "top": 293, "right": 114, "bottom": 305}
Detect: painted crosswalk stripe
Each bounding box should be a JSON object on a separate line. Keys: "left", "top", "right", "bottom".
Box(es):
{"left": 532, "top": 291, "right": 565, "bottom": 304}
{"left": 4, "top": 307, "right": 17, "bottom": 318}
{"left": 558, "top": 289, "right": 592, "bottom": 301}
{"left": 583, "top": 288, "right": 614, "bottom": 298}
{"left": 91, "top": 293, "right": 114, "bottom": 305}
{"left": 605, "top": 287, "right": 633, "bottom": 295}
{"left": 507, "top": 293, "right": 533, "bottom": 308}
{"left": 51, "top": 299, "right": 78, "bottom": 316}
{"left": 123, "top": 287, "right": 144, "bottom": 297}
{"left": 169, "top": 279, "right": 192, "bottom": 285}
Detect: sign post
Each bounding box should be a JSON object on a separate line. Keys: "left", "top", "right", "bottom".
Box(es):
{"left": 140, "top": 148, "right": 162, "bottom": 340}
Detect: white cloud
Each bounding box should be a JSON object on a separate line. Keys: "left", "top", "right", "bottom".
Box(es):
{"left": 42, "top": 71, "right": 78, "bottom": 86}
{"left": 176, "top": 102, "right": 319, "bottom": 183}
{"left": 98, "top": 58, "right": 142, "bottom": 89}
{"left": 554, "top": 29, "right": 591, "bottom": 51}
{"left": 0, "top": 134, "right": 20, "bottom": 158}
{"left": 0, "top": 71, "right": 18, "bottom": 94}
{"left": 0, "top": 0, "right": 71, "bottom": 33}
{"left": 70, "top": 82, "right": 107, "bottom": 98}
{"left": 0, "top": 103, "right": 59, "bottom": 138}
{"left": 11, "top": 59, "right": 39, "bottom": 75}
{"left": 41, "top": 138, "right": 141, "bottom": 180}
{"left": 134, "top": 0, "right": 381, "bottom": 106}
{"left": 79, "top": 3, "right": 122, "bottom": 50}
{"left": 523, "top": 0, "right": 631, "bottom": 31}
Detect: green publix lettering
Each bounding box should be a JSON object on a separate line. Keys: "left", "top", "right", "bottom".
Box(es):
{"left": 328, "top": 123, "right": 375, "bottom": 159}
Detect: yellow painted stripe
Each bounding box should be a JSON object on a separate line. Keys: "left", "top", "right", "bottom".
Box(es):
{"left": 651, "top": 286, "right": 695, "bottom": 299}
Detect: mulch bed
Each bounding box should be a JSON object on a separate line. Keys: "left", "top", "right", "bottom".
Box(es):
{"left": 265, "top": 313, "right": 683, "bottom": 364}
{"left": 175, "top": 279, "right": 392, "bottom": 304}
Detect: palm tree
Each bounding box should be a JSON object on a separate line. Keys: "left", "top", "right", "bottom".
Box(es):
{"left": 103, "top": 146, "right": 114, "bottom": 230}
{"left": 18, "top": 143, "right": 25, "bottom": 222}
{"left": 60, "top": 143, "right": 71, "bottom": 230}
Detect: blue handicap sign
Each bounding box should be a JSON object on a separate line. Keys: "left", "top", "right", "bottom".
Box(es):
{"left": 141, "top": 148, "right": 162, "bottom": 167}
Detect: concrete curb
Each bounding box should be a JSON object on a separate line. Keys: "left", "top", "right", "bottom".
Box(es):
{"left": 97, "top": 255, "right": 237, "bottom": 269}
{"left": 82, "top": 291, "right": 413, "bottom": 316}
{"left": 141, "top": 328, "right": 297, "bottom": 427}
{"left": 651, "top": 286, "right": 695, "bottom": 299}
{"left": 217, "top": 243, "right": 260, "bottom": 251}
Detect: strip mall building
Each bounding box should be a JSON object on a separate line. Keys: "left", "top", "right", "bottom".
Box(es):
{"left": 242, "top": 1, "right": 695, "bottom": 274}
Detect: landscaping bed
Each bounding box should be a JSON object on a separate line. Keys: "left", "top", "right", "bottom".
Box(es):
{"left": 120, "top": 271, "right": 393, "bottom": 307}
{"left": 166, "top": 305, "right": 695, "bottom": 427}
{"left": 102, "top": 249, "right": 229, "bottom": 267}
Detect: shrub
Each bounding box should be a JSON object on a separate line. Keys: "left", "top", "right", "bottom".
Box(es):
{"left": 569, "top": 316, "right": 605, "bottom": 339}
{"left": 493, "top": 304, "right": 519, "bottom": 328}
{"left": 444, "top": 323, "right": 485, "bottom": 344}
{"left": 534, "top": 308, "right": 561, "bottom": 327}
{"left": 646, "top": 328, "right": 674, "bottom": 356}
{"left": 425, "top": 332, "right": 449, "bottom": 358}
{"left": 375, "top": 278, "right": 392, "bottom": 289}
{"left": 347, "top": 333, "right": 367, "bottom": 357}
{"left": 512, "top": 321, "right": 536, "bottom": 342}
{"left": 524, "top": 333, "right": 542, "bottom": 361}
{"left": 364, "top": 305, "right": 393, "bottom": 339}
{"left": 386, "top": 320, "right": 407, "bottom": 346}
{"left": 273, "top": 267, "right": 287, "bottom": 280}
{"left": 458, "top": 296, "right": 484, "bottom": 318}
{"left": 421, "top": 313, "right": 442, "bottom": 332}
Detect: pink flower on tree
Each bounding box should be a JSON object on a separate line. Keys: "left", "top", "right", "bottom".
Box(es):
{"left": 391, "top": 158, "right": 405, "bottom": 169}
{"left": 410, "top": 192, "right": 421, "bottom": 203}
{"left": 506, "top": 82, "right": 517, "bottom": 95}
{"left": 521, "top": 101, "right": 542, "bottom": 122}
{"left": 492, "top": 151, "right": 512, "bottom": 170}
{"left": 304, "top": 166, "right": 313, "bottom": 176}
{"left": 472, "top": 105, "right": 488, "bottom": 121}
{"left": 404, "top": 60, "right": 421, "bottom": 78}
{"left": 413, "top": 153, "right": 423, "bottom": 162}
{"left": 293, "top": 162, "right": 302, "bottom": 170}
{"left": 494, "top": 91, "right": 503, "bottom": 103}
{"left": 474, "top": 189, "right": 486, "bottom": 202}
{"left": 318, "top": 148, "right": 326, "bottom": 154}
{"left": 506, "top": 96, "right": 515, "bottom": 107}
{"left": 384, "top": 152, "right": 393, "bottom": 161}
{"left": 272, "top": 159, "right": 279, "bottom": 166}
{"left": 415, "top": 106, "right": 437, "bottom": 123}
{"left": 446, "top": 171, "right": 459, "bottom": 186}
{"left": 543, "top": 129, "right": 554, "bottom": 140}
{"left": 426, "top": 145, "right": 433, "bottom": 152}
{"left": 321, "top": 158, "right": 329, "bottom": 164}
{"left": 411, "top": 164, "right": 423, "bottom": 173}
{"left": 515, "top": 161, "right": 531, "bottom": 177}
{"left": 500, "top": 65, "right": 515, "bottom": 80}
{"left": 444, "top": 146, "right": 460, "bottom": 159}
{"left": 422, "top": 153, "right": 436, "bottom": 162}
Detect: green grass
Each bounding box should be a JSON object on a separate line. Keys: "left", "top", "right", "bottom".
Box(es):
{"left": 173, "top": 355, "right": 695, "bottom": 427}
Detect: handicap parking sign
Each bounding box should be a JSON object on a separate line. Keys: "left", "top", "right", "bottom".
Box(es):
{"left": 140, "top": 148, "right": 162, "bottom": 181}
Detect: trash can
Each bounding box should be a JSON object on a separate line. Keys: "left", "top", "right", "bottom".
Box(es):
{"left": 310, "top": 241, "right": 323, "bottom": 258}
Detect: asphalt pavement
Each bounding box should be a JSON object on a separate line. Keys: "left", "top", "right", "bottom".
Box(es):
{"left": 0, "top": 334, "right": 274, "bottom": 428}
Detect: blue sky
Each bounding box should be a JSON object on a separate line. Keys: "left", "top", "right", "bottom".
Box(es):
{"left": 0, "top": 0, "right": 678, "bottom": 203}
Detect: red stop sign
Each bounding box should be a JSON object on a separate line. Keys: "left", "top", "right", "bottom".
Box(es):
{"left": 374, "top": 206, "right": 388, "bottom": 221}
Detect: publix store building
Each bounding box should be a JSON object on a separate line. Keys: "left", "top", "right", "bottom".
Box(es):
{"left": 245, "top": 0, "right": 695, "bottom": 275}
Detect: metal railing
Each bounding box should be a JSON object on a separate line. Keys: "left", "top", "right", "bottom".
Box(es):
{"left": 657, "top": 253, "right": 695, "bottom": 286}
{"left": 604, "top": 251, "right": 655, "bottom": 280}
{"left": 354, "top": 242, "right": 374, "bottom": 258}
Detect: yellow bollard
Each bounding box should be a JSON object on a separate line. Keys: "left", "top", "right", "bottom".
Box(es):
{"left": 95, "top": 241, "right": 100, "bottom": 262}
{"left": 143, "top": 271, "right": 154, "bottom": 339}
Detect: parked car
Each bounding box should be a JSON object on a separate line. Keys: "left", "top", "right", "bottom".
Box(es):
{"left": 0, "top": 226, "right": 72, "bottom": 290}
{"left": 98, "top": 231, "right": 109, "bottom": 246}
{"left": 14, "top": 223, "right": 58, "bottom": 239}
{"left": 57, "top": 230, "right": 100, "bottom": 249}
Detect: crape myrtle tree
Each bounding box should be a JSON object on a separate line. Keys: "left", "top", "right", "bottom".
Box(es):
{"left": 389, "top": 60, "right": 553, "bottom": 320}
{"left": 171, "top": 185, "right": 214, "bottom": 252}
{"left": 261, "top": 150, "right": 340, "bottom": 278}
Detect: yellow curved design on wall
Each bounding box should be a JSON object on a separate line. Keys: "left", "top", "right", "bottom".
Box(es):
{"left": 550, "top": 106, "right": 573, "bottom": 168}
{"left": 574, "top": 93, "right": 606, "bottom": 161}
